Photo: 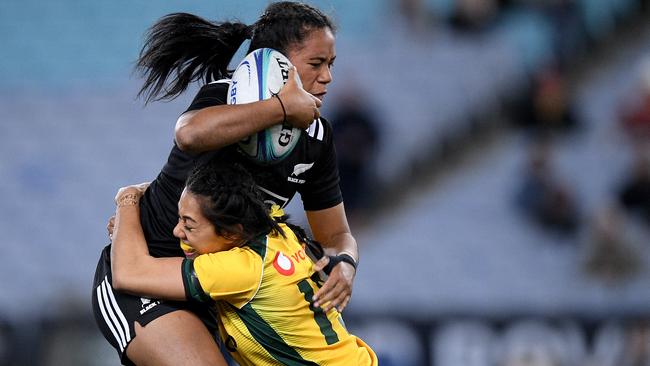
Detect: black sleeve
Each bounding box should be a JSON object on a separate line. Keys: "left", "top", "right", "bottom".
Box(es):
{"left": 299, "top": 118, "right": 343, "bottom": 211}
{"left": 140, "top": 144, "right": 225, "bottom": 257}
{"left": 184, "top": 81, "right": 230, "bottom": 114}
{"left": 138, "top": 83, "right": 229, "bottom": 258}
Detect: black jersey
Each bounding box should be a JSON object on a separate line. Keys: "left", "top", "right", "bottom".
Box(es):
{"left": 139, "top": 81, "right": 342, "bottom": 258}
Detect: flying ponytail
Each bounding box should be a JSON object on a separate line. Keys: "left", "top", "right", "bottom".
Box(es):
{"left": 136, "top": 13, "right": 251, "bottom": 104}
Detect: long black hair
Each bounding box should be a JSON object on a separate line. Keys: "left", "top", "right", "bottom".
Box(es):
{"left": 185, "top": 161, "right": 283, "bottom": 245}
{"left": 136, "top": 1, "right": 335, "bottom": 104}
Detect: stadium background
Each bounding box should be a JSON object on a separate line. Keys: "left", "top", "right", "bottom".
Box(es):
{"left": 1, "top": 0, "right": 650, "bottom": 365}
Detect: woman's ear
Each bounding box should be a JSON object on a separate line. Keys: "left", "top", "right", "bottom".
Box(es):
{"left": 222, "top": 224, "right": 246, "bottom": 247}
{"left": 233, "top": 224, "right": 246, "bottom": 247}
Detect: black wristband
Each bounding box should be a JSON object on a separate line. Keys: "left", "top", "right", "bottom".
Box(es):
{"left": 321, "top": 253, "right": 358, "bottom": 274}
{"left": 271, "top": 92, "right": 287, "bottom": 123}
{"left": 336, "top": 253, "right": 358, "bottom": 270}
{"left": 322, "top": 253, "right": 357, "bottom": 273}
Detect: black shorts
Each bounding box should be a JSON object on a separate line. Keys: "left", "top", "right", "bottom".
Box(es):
{"left": 91, "top": 244, "right": 218, "bottom": 365}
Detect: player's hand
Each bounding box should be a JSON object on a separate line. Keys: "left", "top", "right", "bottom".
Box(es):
{"left": 114, "top": 182, "right": 150, "bottom": 205}
{"left": 312, "top": 258, "right": 356, "bottom": 313}
{"left": 279, "top": 66, "right": 321, "bottom": 129}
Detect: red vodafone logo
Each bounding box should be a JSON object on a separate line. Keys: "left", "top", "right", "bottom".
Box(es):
{"left": 273, "top": 251, "right": 295, "bottom": 276}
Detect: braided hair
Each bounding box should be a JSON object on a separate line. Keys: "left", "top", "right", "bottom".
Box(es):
{"left": 185, "top": 161, "right": 283, "bottom": 245}
{"left": 136, "top": 1, "right": 335, "bottom": 104}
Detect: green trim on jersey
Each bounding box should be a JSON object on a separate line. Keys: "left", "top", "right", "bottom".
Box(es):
{"left": 181, "top": 259, "right": 214, "bottom": 304}
{"left": 235, "top": 303, "right": 318, "bottom": 366}
{"left": 246, "top": 235, "right": 267, "bottom": 259}
{"left": 297, "top": 279, "right": 339, "bottom": 345}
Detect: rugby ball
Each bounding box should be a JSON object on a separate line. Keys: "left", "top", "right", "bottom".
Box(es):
{"left": 228, "top": 48, "right": 301, "bottom": 164}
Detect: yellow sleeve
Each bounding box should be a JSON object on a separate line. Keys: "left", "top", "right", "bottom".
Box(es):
{"left": 192, "top": 248, "right": 262, "bottom": 308}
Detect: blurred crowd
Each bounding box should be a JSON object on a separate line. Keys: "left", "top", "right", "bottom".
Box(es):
{"left": 329, "top": 0, "right": 650, "bottom": 287}
{"left": 325, "top": 2, "right": 650, "bottom": 364}
{"left": 511, "top": 50, "right": 650, "bottom": 287}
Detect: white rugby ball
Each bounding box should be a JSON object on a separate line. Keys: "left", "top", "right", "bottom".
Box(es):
{"left": 228, "top": 48, "right": 301, "bottom": 164}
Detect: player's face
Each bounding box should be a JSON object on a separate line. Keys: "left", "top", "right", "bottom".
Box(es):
{"left": 287, "top": 27, "right": 336, "bottom": 102}
{"left": 173, "top": 189, "right": 236, "bottom": 255}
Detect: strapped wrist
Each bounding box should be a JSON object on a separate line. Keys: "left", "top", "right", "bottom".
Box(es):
{"left": 336, "top": 253, "right": 358, "bottom": 271}
{"left": 321, "top": 253, "right": 358, "bottom": 274}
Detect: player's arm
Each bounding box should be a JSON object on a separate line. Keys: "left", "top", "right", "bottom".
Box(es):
{"left": 175, "top": 67, "right": 321, "bottom": 153}
{"left": 307, "top": 203, "right": 358, "bottom": 313}
{"left": 110, "top": 184, "right": 186, "bottom": 301}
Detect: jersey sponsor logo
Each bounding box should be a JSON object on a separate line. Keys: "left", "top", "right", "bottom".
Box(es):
{"left": 291, "top": 246, "right": 308, "bottom": 264}
{"left": 273, "top": 247, "right": 309, "bottom": 277}
{"left": 287, "top": 162, "right": 314, "bottom": 184}
{"left": 139, "top": 297, "right": 161, "bottom": 315}
{"left": 273, "top": 251, "right": 295, "bottom": 276}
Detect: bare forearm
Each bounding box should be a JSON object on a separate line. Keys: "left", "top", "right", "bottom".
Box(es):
{"left": 307, "top": 204, "right": 358, "bottom": 312}
{"left": 175, "top": 99, "right": 284, "bottom": 153}
{"left": 320, "top": 232, "right": 358, "bottom": 260}
{"left": 110, "top": 202, "right": 150, "bottom": 289}
{"left": 110, "top": 197, "right": 186, "bottom": 300}
{"left": 175, "top": 66, "right": 322, "bottom": 153}
{"left": 306, "top": 204, "right": 359, "bottom": 261}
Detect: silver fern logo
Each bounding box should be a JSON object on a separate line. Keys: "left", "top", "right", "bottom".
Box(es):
{"left": 288, "top": 162, "right": 314, "bottom": 184}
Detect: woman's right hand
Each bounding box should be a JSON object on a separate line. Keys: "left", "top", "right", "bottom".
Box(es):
{"left": 279, "top": 67, "right": 322, "bottom": 129}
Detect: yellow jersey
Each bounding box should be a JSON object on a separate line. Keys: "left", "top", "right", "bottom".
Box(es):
{"left": 181, "top": 223, "right": 377, "bottom": 366}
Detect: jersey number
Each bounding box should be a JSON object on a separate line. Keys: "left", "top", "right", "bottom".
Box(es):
{"left": 297, "top": 279, "right": 339, "bottom": 345}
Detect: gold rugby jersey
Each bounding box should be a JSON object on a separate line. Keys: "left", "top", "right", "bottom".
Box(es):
{"left": 181, "top": 223, "right": 377, "bottom": 366}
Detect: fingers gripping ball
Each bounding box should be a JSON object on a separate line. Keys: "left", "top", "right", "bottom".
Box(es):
{"left": 228, "top": 48, "right": 302, "bottom": 164}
